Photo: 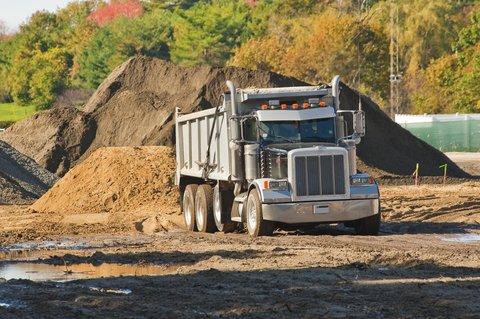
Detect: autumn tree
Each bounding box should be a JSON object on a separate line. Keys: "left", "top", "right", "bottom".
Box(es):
{"left": 411, "top": 10, "right": 480, "bottom": 114}
{"left": 78, "top": 9, "right": 172, "bottom": 88}
{"left": 231, "top": 8, "right": 389, "bottom": 103}
{"left": 171, "top": 0, "right": 253, "bottom": 66}
{"left": 88, "top": 0, "right": 143, "bottom": 26}
{"left": 10, "top": 48, "right": 70, "bottom": 109}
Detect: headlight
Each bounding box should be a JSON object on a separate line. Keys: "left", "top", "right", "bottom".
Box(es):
{"left": 264, "top": 180, "right": 289, "bottom": 190}
{"left": 350, "top": 176, "right": 375, "bottom": 185}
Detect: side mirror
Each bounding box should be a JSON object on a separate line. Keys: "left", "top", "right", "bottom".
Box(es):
{"left": 353, "top": 110, "right": 365, "bottom": 137}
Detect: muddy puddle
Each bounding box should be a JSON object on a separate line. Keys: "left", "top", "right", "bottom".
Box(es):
{"left": 0, "top": 262, "right": 181, "bottom": 282}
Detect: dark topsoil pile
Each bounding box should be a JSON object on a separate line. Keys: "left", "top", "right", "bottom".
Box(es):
{"left": 0, "top": 56, "right": 469, "bottom": 178}
{"left": 0, "top": 140, "right": 58, "bottom": 204}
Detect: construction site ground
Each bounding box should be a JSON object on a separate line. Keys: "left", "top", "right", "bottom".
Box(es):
{"left": 0, "top": 180, "right": 478, "bottom": 318}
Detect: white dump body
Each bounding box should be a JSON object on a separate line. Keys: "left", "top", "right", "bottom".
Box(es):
{"left": 175, "top": 106, "right": 232, "bottom": 183}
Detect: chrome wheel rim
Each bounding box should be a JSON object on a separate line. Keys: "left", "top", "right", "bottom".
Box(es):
{"left": 185, "top": 199, "right": 193, "bottom": 226}
{"left": 247, "top": 199, "right": 257, "bottom": 231}
{"left": 196, "top": 201, "right": 205, "bottom": 230}
{"left": 214, "top": 190, "right": 221, "bottom": 224}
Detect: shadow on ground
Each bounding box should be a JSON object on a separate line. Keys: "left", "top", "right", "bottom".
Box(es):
{"left": 277, "top": 220, "right": 480, "bottom": 236}
{"left": 0, "top": 261, "right": 478, "bottom": 318}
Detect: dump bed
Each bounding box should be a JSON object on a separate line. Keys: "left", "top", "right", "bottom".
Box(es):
{"left": 175, "top": 107, "right": 232, "bottom": 183}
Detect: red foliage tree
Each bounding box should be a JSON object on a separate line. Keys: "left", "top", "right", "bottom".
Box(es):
{"left": 244, "top": 0, "right": 259, "bottom": 7}
{"left": 88, "top": 0, "right": 143, "bottom": 27}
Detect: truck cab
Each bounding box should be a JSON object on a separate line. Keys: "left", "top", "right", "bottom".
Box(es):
{"left": 175, "top": 76, "right": 380, "bottom": 237}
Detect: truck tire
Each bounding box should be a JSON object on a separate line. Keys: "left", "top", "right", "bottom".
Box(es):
{"left": 354, "top": 212, "right": 381, "bottom": 235}
{"left": 213, "top": 186, "right": 237, "bottom": 233}
{"left": 246, "top": 190, "right": 274, "bottom": 237}
{"left": 195, "top": 184, "right": 216, "bottom": 233}
{"left": 183, "top": 184, "right": 198, "bottom": 231}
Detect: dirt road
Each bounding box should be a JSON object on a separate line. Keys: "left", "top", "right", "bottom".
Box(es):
{"left": 0, "top": 183, "right": 478, "bottom": 318}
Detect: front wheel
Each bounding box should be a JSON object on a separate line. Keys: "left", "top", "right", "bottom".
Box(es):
{"left": 246, "top": 190, "right": 275, "bottom": 237}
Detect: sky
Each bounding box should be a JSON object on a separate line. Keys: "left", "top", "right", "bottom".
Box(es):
{"left": 1, "top": 0, "right": 72, "bottom": 31}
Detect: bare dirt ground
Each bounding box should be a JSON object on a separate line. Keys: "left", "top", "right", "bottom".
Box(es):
{"left": 446, "top": 152, "right": 480, "bottom": 176}
{"left": 0, "top": 182, "right": 478, "bottom": 318}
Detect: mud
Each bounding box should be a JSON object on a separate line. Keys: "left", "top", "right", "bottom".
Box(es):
{"left": 0, "top": 182, "right": 478, "bottom": 318}
{"left": 0, "top": 225, "right": 478, "bottom": 318}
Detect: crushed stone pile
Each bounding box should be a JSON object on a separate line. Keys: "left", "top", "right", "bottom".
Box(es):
{"left": 30, "top": 146, "right": 181, "bottom": 233}
{"left": 0, "top": 141, "right": 58, "bottom": 204}
{"left": 0, "top": 56, "right": 469, "bottom": 178}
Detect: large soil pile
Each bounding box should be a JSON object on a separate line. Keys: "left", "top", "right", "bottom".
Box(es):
{"left": 339, "top": 85, "right": 468, "bottom": 177}
{"left": 0, "top": 56, "right": 469, "bottom": 178}
{"left": 30, "top": 146, "right": 181, "bottom": 233}
{"left": 0, "top": 141, "right": 57, "bottom": 204}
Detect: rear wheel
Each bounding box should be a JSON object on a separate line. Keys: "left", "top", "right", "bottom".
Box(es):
{"left": 195, "top": 184, "right": 216, "bottom": 233}
{"left": 182, "top": 184, "right": 198, "bottom": 231}
{"left": 354, "top": 212, "right": 381, "bottom": 235}
{"left": 246, "top": 190, "right": 274, "bottom": 237}
{"left": 213, "top": 186, "right": 237, "bottom": 233}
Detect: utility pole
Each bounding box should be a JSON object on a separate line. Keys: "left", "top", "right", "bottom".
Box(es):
{"left": 389, "top": 0, "right": 402, "bottom": 118}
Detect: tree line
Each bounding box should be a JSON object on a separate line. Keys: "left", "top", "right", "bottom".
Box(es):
{"left": 0, "top": 0, "right": 478, "bottom": 113}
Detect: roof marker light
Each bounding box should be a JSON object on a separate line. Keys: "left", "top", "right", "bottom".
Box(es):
{"left": 292, "top": 103, "right": 299, "bottom": 109}
{"left": 309, "top": 98, "right": 320, "bottom": 107}
{"left": 280, "top": 104, "right": 288, "bottom": 110}
{"left": 261, "top": 104, "right": 268, "bottom": 110}
{"left": 302, "top": 102, "right": 310, "bottom": 109}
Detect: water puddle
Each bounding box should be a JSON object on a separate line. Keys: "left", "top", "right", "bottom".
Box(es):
{"left": 0, "top": 262, "right": 181, "bottom": 282}
{"left": 440, "top": 233, "right": 480, "bottom": 243}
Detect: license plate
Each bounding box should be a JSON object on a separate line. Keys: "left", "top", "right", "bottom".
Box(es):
{"left": 314, "top": 205, "right": 329, "bottom": 214}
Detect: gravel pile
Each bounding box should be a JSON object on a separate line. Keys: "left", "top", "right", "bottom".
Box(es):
{"left": 0, "top": 141, "right": 58, "bottom": 204}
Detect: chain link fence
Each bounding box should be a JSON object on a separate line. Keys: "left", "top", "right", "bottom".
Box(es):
{"left": 395, "top": 114, "right": 480, "bottom": 152}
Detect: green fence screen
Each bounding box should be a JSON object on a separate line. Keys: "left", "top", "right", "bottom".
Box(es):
{"left": 396, "top": 114, "right": 480, "bottom": 152}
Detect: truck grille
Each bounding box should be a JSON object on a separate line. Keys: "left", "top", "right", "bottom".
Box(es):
{"left": 294, "top": 155, "right": 346, "bottom": 197}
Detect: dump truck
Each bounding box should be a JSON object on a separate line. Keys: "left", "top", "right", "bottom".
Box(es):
{"left": 175, "top": 76, "right": 380, "bottom": 237}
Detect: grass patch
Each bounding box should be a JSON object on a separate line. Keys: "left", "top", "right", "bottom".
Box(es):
{"left": 0, "top": 103, "right": 37, "bottom": 123}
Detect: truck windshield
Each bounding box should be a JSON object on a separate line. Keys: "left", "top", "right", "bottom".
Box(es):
{"left": 258, "top": 118, "right": 335, "bottom": 144}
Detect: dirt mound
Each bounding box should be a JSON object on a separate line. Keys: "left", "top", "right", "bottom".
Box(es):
{"left": 339, "top": 85, "right": 469, "bottom": 178}
{"left": 81, "top": 57, "right": 303, "bottom": 161}
{"left": 0, "top": 107, "right": 96, "bottom": 176}
{"left": 0, "top": 56, "right": 469, "bottom": 178}
{"left": 0, "top": 141, "right": 57, "bottom": 204}
{"left": 30, "top": 146, "right": 182, "bottom": 233}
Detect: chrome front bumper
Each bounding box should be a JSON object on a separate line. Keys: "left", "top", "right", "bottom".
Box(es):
{"left": 262, "top": 198, "right": 380, "bottom": 224}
